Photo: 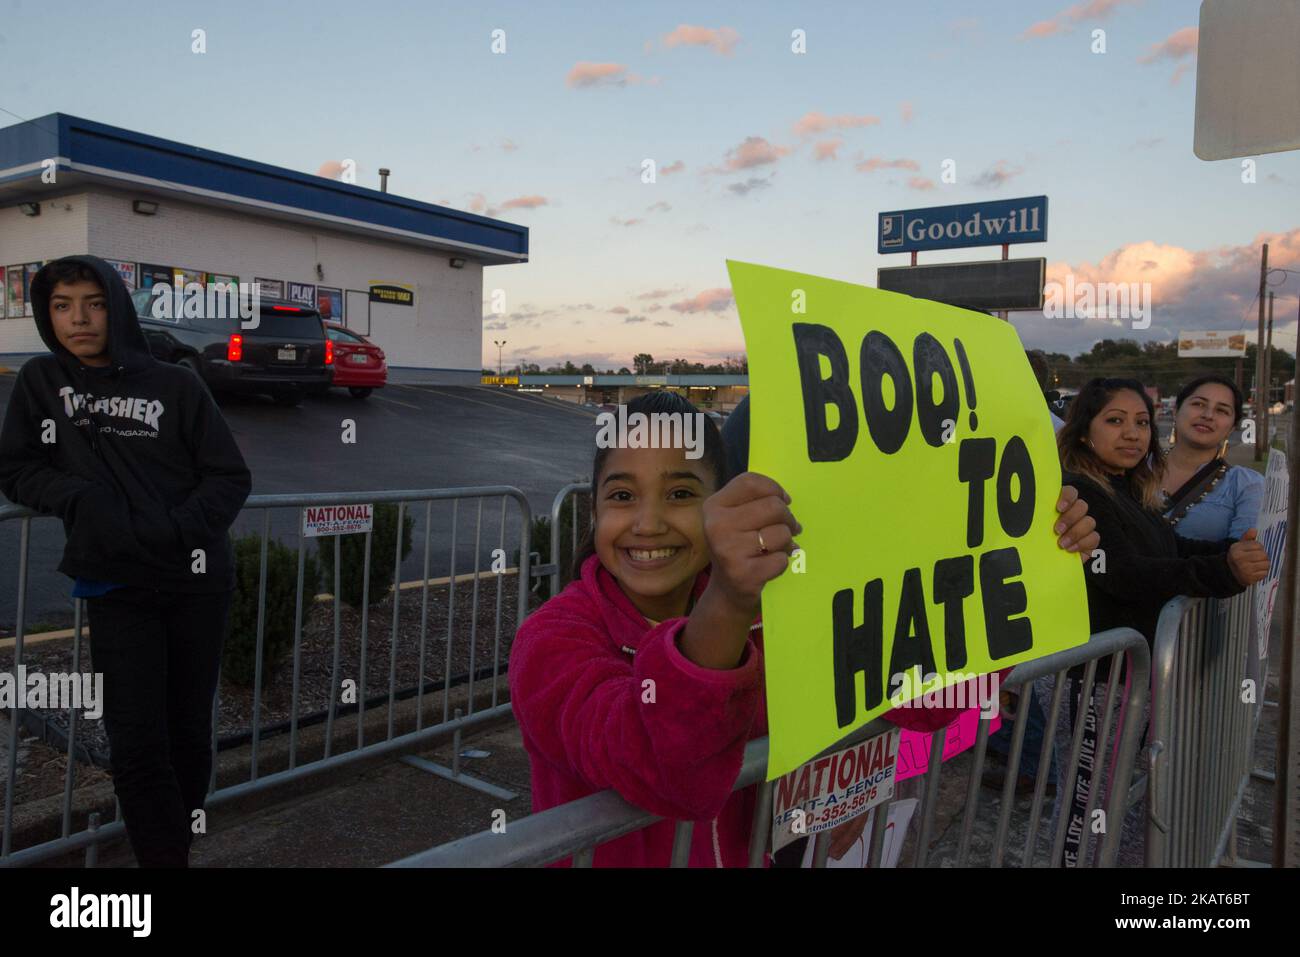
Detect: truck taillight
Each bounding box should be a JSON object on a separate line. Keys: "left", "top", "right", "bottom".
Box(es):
{"left": 325, "top": 339, "right": 334, "bottom": 365}
{"left": 227, "top": 334, "right": 242, "bottom": 362}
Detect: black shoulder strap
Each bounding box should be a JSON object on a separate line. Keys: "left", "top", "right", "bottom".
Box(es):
{"left": 1165, "top": 459, "right": 1229, "bottom": 526}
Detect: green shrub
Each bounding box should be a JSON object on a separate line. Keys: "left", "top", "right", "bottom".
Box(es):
{"left": 516, "top": 492, "right": 589, "bottom": 600}
{"left": 317, "top": 502, "right": 415, "bottom": 608}
{"left": 225, "top": 534, "right": 320, "bottom": 688}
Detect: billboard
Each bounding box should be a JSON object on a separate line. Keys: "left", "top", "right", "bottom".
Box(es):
{"left": 877, "top": 258, "right": 1046, "bottom": 312}
{"left": 1177, "top": 330, "right": 1248, "bottom": 358}
{"left": 878, "top": 196, "right": 1048, "bottom": 255}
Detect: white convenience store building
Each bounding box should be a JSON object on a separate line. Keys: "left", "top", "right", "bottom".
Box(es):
{"left": 0, "top": 113, "right": 528, "bottom": 383}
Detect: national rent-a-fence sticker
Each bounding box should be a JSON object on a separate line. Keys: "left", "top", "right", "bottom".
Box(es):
{"left": 303, "top": 504, "right": 374, "bottom": 537}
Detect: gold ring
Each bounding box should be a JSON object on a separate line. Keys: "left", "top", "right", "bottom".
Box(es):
{"left": 757, "top": 530, "right": 768, "bottom": 554}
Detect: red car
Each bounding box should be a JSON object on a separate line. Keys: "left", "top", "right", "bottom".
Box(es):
{"left": 323, "top": 322, "right": 387, "bottom": 398}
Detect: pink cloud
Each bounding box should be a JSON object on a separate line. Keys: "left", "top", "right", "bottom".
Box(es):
{"left": 466, "top": 193, "right": 488, "bottom": 213}
{"left": 900, "top": 101, "right": 914, "bottom": 124}
{"left": 660, "top": 160, "right": 686, "bottom": 175}
{"left": 1042, "top": 229, "right": 1300, "bottom": 334}
{"left": 636, "top": 289, "right": 675, "bottom": 300}
{"left": 499, "top": 195, "right": 548, "bottom": 211}
{"left": 610, "top": 216, "right": 643, "bottom": 227}
{"left": 566, "top": 62, "right": 638, "bottom": 88}
{"left": 609, "top": 306, "right": 630, "bottom": 314}
{"left": 1020, "top": 0, "right": 1137, "bottom": 41}
{"left": 1021, "top": 19, "right": 1064, "bottom": 39}
{"left": 813, "top": 138, "right": 843, "bottom": 161}
{"left": 670, "top": 288, "right": 734, "bottom": 314}
{"left": 907, "top": 177, "right": 937, "bottom": 191}
{"left": 972, "top": 160, "right": 1025, "bottom": 188}
{"left": 855, "top": 156, "right": 919, "bottom": 173}
{"left": 661, "top": 24, "right": 740, "bottom": 55}
{"left": 317, "top": 160, "right": 347, "bottom": 179}
{"left": 717, "top": 136, "right": 790, "bottom": 171}
{"left": 792, "top": 111, "right": 881, "bottom": 138}
{"left": 1139, "top": 26, "right": 1198, "bottom": 63}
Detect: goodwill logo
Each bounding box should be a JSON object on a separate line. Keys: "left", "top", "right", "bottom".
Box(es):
{"left": 58, "top": 387, "right": 164, "bottom": 430}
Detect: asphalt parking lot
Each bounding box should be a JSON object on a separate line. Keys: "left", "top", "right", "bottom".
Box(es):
{"left": 0, "top": 373, "right": 596, "bottom": 630}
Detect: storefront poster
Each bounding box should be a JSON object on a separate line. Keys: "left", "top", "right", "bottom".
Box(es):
{"left": 255, "top": 277, "right": 284, "bottom": 299}
{"left": 7, "top": 266, "right": 24, "bottom": 318}
{"left": 316, "top": 286, "right": 343, "bottom": 321}
{"left": 23, "top": 263, "right": 40, "bottom": 316}
{"left": 369, "top": 282, "right": 414, "bottom": 306}
{"left": 288, "top": 282, "right": 315, "bottom": 307}
{"left": 173, "top": 267, "right": 205, "bottom": 290}
{"left": 107, "top": 259, "right": 137, "bottom": 292}
{"left": 138, "top": 263, "right": 174, "bottom": 290}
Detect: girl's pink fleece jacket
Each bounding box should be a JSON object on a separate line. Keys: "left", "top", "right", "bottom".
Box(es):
{"left": 508, "top": 553, "right": 967, "bottom": 868}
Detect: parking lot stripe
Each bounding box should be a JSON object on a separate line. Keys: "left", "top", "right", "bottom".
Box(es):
{"left": 491, "top": 389, "right": 597, "bottom": 418}
{"left": 400, "top": 386, "right": 558, "bottom": 419}
{"left": 372, "top": 393, "right": 422, "bottom": 411}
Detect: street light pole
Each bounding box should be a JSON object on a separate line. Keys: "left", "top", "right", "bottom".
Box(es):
{"left": 493, "top": 339, "right": 507, "bottom": 378}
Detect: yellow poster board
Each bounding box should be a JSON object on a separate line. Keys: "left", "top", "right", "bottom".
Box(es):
{"left": 727, "top": 261, "right": 1089, "bottom": 779}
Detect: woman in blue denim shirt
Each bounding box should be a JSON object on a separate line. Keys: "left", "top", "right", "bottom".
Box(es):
{"left": 1161, "top": 375, "right": 1263, "bottom": 541}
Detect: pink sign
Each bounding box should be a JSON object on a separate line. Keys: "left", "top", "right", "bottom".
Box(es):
{"left": 895, "top": 708, "right": 1000, "bottom": 781}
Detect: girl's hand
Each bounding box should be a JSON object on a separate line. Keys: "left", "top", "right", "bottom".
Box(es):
{"left": 1055, "top": 485, "right": 1099, "bottom": 560}
{"left": 1228, "top": 529, "right": 1270, "bottom": 586}
{"left": 702, "top": 471, "right": 801, "bottom": 614}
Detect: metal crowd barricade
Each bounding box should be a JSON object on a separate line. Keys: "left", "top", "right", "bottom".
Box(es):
{"left": 390, "top": 627, "right": 1151, "bottom": 868}
{"left": 1147, "top": 587, "right": 1262, "bottom": 867}
{"left": 0, "top": 485, "right": 532, "bottom": 867}
{"left": 542, "top": 482, "right": 591, "bottom": 597}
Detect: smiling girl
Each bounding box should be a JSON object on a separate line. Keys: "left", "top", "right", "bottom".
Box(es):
{"left": 508, "top": 392, "right": 796, "bottom": 867}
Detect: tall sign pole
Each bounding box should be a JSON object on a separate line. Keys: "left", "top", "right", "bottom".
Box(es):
{"left": 1256, "top": 244, "right": 1269, "bottom": 461}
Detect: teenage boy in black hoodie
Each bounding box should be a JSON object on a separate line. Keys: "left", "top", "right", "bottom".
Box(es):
{"left": 0, "top": 255, "right": 251, "bottom": 867}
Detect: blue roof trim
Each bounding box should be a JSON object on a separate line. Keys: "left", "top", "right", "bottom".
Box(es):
{"left": 0, "top": 114, "right": 527, "bottom": 259}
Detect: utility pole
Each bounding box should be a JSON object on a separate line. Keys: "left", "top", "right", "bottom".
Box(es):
{"left": 1264, "top": 292, "right": 1275, "bottom": 446}
{"left": 1256, "top": 244, "right": 1269, "bottom": 461}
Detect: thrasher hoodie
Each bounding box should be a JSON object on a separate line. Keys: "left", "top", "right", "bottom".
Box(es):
{"left": 0, "top": 255, "right": 251, "bottom": 592}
